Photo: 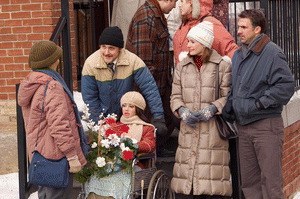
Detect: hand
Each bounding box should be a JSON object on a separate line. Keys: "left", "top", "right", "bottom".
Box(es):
{"left": 222, "top": 100, "right": 236, "bottom": 123}
{"left": 194, "top": 104, "right": 217, "bottom": 121}
{"left": 152, "top": 118, "right": 168, "bottom": 137}
{"left": 68, "top": 155, "right": 82, "bottom": 173}
{"left": 178, "top": 107, "right": 198, "bottom": 127}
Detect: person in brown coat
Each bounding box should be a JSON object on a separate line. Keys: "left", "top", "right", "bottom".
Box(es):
{"left": 170, "top": 21, "right": 232, "bottom": 198}
{"left": 18, "top": 40, "right": 87, "bottom": 199}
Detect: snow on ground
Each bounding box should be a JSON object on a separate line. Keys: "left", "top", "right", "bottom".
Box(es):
{"left": 0, "top": 173, "right": 37, "bottom": 199}
{"left": 1, "top": 172, "right": 299, "bottom": 199}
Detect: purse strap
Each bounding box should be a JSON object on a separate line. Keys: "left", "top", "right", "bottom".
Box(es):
{"left": 34, "top": 80, "right": 50, "bottom": 149}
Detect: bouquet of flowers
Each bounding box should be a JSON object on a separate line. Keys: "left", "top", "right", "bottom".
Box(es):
{"left": 75, "top": 105, "right": 139, "bottom": 183}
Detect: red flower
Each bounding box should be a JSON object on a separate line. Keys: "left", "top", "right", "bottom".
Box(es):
{"left": 104, "top": 123, "right": 129, "bottom": 137}
{"left": 122, "top": 150, "right": 134, "bottom": 161}
{"left": 105, "top": 128, "right": 117, "bottom": 137}
{"left": 105, "top": 118, "right": 116, "bottom": 125}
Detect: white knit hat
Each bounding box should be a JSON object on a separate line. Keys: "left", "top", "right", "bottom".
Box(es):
{"left": 187, "top": 21, "right": 214, "bottom": 49}
{"left": 120, "top": 91, "right": 146, "bottom": 110}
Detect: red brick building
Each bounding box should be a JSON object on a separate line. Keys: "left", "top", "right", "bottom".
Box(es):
{"left": 0, "top": 0, "right": 299, "bottom": 198}
{"left": 0, "top": 0, "right": 77, "bottom": 100}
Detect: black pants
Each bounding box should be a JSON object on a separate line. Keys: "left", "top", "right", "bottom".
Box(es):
{"left": 157, "top": 85, "right": 180, "bottom": 148}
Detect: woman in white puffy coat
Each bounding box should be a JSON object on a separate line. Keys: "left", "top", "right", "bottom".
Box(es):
{"left": 170, "top": 21, "right": 232, "bottom": 198}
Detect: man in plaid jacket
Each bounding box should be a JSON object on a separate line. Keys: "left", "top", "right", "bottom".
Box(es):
{"left": 126, "top": 0, "right": 178, "bottom": 157}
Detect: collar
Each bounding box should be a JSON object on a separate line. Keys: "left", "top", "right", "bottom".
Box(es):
{"left": 97, "top": 49, "right": 130, "bottom": 69}
{"left": 251, "top": 34, "right": 270, "bottom": 53}
{"left": 239, "top": 34, "right": 270, "bottom": 55}
{"left": 180, "top": 50, "right": 222, "bottom": 67}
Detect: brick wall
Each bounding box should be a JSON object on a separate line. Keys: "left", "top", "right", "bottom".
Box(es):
{"left": 0, "top": 0, "right": 77, "bottom": 100}
{"left": 283, "top": 120, "right": 300, "bottom": 198}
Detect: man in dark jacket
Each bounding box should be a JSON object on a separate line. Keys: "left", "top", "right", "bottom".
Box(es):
{"left": 126, "top": 0, "right": 177, "bottom": 157}
{"left": 222, "top": 9, "right": 294, "bottom": 199}
{"left": 81, "top": 26, "right": 167, "bottom": 135}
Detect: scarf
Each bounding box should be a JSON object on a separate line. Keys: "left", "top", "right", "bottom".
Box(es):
{"left": 34, "top": 69, "right": 89, "bottom": 155}
{"left": 194, "top": 56, "right": 203, "bottom": 70}
{"left": 241, "top": 33, "right": 264, "bottom": 58}
{"left": 120, "top": 115, "right": 155, "bottom": 142}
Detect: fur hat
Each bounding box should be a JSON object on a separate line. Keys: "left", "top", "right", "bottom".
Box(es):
{"left": 98, "top": 26, "right": 124, "bottom": 48}
{"left": 192, "top": 0, "right": 201, "bottom": 19}
{"left": 191, "top": 0, "right": 213, "bottom": 19}
{"left": 187, "top": 21, "right": 214, "bottom": 48}
{"left": 28, "top": 40, "right": 62, "bottom": 69}
{"left": 120, "top": 91, "right": 146, "bottom": 110}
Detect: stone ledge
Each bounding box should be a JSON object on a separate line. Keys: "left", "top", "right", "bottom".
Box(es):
{"left": 0, "top": 100, "right": 16, "bottom": 122}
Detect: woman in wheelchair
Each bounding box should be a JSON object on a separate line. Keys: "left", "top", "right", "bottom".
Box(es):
{"left": 85, "top": 91, "right": 156, "bottom": 199}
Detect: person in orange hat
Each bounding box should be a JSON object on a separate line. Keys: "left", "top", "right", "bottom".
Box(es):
{"left": 173, "top": 0, "right": 238, "bottom": 65}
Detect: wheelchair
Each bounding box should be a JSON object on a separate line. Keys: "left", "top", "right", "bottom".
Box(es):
{"left": 129, "top": 152, "right": 175, "bottom": 199}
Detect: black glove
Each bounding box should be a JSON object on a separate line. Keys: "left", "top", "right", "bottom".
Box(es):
{"left": 222, "top": 100, "right": 236, "bottom": 123}
{"left": 178, "top": 107, "right": 198, "bottom": 127}
{"left": 152, "top": 118, "right": 168, "bottom": 137}
{"left": 193, "top": 104, "right": 218, "bottom": 121}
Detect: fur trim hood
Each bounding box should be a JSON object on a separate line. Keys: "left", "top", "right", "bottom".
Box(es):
{"left": 192, "top": 0, "right": 213, "bottom": 20}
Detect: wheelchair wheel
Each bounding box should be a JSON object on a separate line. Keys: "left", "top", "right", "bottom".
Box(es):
{"left": 146, "top": 170, "right": 174, "bottom": 199}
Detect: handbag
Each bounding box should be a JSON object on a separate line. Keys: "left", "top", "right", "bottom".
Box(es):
{"left": 28, "top": 81, "right": 69, "bottom": 188}
{"left": 29, "top": 151, "right": 69, "bottom": 188}
{"left": 215, "top": 115, "right": 237, "bottom": 139}
{"left": 214, "top": 65, "right": 237, "bottom": 140}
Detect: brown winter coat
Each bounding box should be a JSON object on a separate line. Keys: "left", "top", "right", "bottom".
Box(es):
{"left": 170, "top": 50, "right": 232, "bottom": 196}
{"left": 18, "top": 72, "right": 87, "bottom": 166}
{"left": 126, "top": 0, "right": 172, "bottom": 95}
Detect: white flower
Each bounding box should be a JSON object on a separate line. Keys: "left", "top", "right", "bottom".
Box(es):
{"left": 131, "top": 138, "right": 138, "bottom": 144}
{"left": 86, "top": 120, "right": 96, "bottom": 130}
{"left": 107, "top": 113, "right": 118, "bottom": 120}
{"left": 91, "top": 142, "right": 98, "bottom": 149}
{"left": 81, "top": 104, "right": 90, "bottom": 120}
{"left": 96, "top": 157, "right": 106, "bottom": 167}
{"left": 101, "top": 139, "right": 110, "bottom": 148}
{"left": 122, "top": 146, "right": 130, "bottom": 152}
{"left": 91, "top": 124, "right": 100, "bottom": 132}
{"left": 120, "top": 143, "right": 125, "bottom": 151}
{"left": 108, "top": 134, "right": 120, "bottom": 147}
{"left": 120, "top": 142, "right": 130, "bottom": 151}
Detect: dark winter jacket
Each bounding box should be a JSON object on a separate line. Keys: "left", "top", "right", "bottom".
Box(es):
{"left": 229, "top": 34, "right": 294, "bottom": 125}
